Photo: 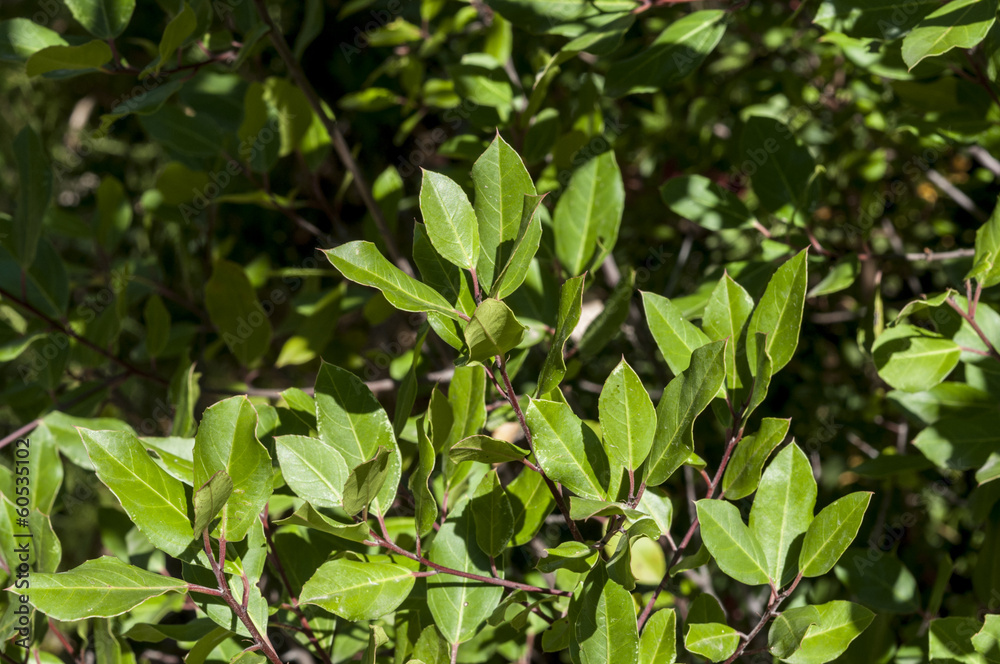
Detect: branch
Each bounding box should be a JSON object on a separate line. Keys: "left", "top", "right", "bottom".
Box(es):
{"left": 367, "top": 520, "right": 570, "bottom": 597}
{"left": 723, "top": 573, "right": 803, "bottom": 663}
{"left": 638, "top": 422, "right": 744, "bottom": 630}
{"left": 250, "top": 0, "right": 412, "bottom": 276}
{"left": 947, "top": 296, "right": 1000, "bottom": 362}
{"left": 0, "top": 286, "right": 167, "bottom": 387}
{"left": 201, "top": 532, "right": 283, "bottom": 664}
{"left": 495, "top": 354, "right": 584, "bottom": 542}
{"left": 260, "top": 510, "right": 333, "bottom": 664}
{"left": 0, "top": 373, "right": 130, "bottom": 451}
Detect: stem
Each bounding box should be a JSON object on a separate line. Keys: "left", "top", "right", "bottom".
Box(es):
{"left": 202, "top": 532, "right": 283, "bottom": 664}
{"left": 947, "top": 296, "right": 1000, "bottom": 362}
{"left": 495, "top": 354, "right": 584, "bottom": 542}
{"left": 723, "top": 573, "right": 804, "bottom": 663}
{"left": 0, "top": 373, "right": 129, "bottom": 451}
{"left": 250, "top": 0, "right": 412, "bottom": 276}
{"left": 260, "top": 512, "right": 333, "bottom": 664}
{"left": 368, "top": 527, "right": 570, "bottom": 597}
{"left": 471, "top": 268, "right": 482, "bottom": 304}
{"left": 638, "top": 424, "right": 744, "bottom": 630}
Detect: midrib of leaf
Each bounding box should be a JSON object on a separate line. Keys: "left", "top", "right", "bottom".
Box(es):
{"left": 705, "top": 507, "right": 766, "bottom": 578}
{"left": 536, "top": 405, "right": 602, "bottom": 497}
{"left": 98, "top": 442, "right": 188, "bottom": 527}
{"left": 767, "top": 472, "right": 799, "bottom": 581}
{"left": 635, "top": 15, "right": 718, "bottom": 67}
{"left": 285, "top": 445, "right": 342, "bottom": 497}
{"left": 326, "top": 376, "right": 369, "bottom": 466}
{"left": 307, "top": 569, "right": 410, "bottom": 598}
{"left": 430, "top": 185, "right": 475, "bottom": 268}
{"left": 571, "top": 167, "right": 600, "bottom": 273}
{"left": 922, "top": 2, "right": 982, "bottom": 55}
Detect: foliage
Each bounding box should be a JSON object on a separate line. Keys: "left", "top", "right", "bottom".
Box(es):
{"left": 1, "top": 0, "right": 1000, "bottom": 662}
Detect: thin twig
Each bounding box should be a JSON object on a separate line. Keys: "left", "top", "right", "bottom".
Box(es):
{"left": 0, "top": 286, "right": 167, "bottom": 386}
{"left": 495, "top": 354, "right": 584, "bottom": 542}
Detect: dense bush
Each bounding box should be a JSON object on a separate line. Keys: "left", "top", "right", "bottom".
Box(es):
{"left": 2, "top": 0, "right": 1000, "bottom": 662}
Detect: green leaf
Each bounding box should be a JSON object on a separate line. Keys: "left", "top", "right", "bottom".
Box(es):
{"left": 409, "top": 416, "right": 438, "bottom": 538}
{"left": 508, "top": 467, "right": 555, "bottom": 546}
{"left": 205, "top": 260, "right": 272, "bottom": 366}
{"left": 324, "top": 242, "right": 462, "bottom": 321}
{"left": 427, "top": 501, "right": 504, "bottom": 644}
{"left": 553, "top": 151, "right": 624, "bottom": 276}
{"left": 537, "top": 541, "right": 599, "bottom": 573}
{"left": 299, "top": 558, "right": 416, "bottom": 621}
{"left": 536, "top": 274, "right": 586, "bottom": 396}
{"left": 64, "top": 0, "right": 135, "bottom": 38}
{"left": 0, "top": 19, "right": 67, "bottom": 63}
{"left": 192, "top": 471, "right": 233, "bottom": 536}
{"left": 12, "top": 126, "right": 51, "bottom": 269}
{"left": 659, "top": 175, "right": 753, "bottom": 231}
{"left": 799, "top": 492, "right": 872, "bottom": 577}
{"left": 314, "top": 362, "right": 400, "bottom": 515}
{"left": 873, "top": 323, "right": 962, "bottom": 392}
{"left": 913, "top": 411, "right": 1000, "bottom": 470}
{"left": 741, "top": 118, "right": 817, "bottom": 225}
{"left": 974, "top": 614, "right": 1000, "bottom": 662}
{"left": 569, "top": 496, "right": 644, "bottom": 521}
{"left": 741, "top": 332, "right": 773, "bottom": 420}
{"left": 684, "top": 623, "right": 739, "bottom": 662}
{"left": 606, "top": 10, "right": 727, "bottom": 97}
{"left": 769, "top": 605, "right": 821, "bottom": 660}
{"left": 449, "top": 434, "right": 528, "bottom": 464}
{"left": 573, "top": 562, "right": 639, "bottom": 664}
{"left": 139, "top": 106, "right": 223, "bottom": 157}
{"left": 413, "top": 222, "right": 467, "bottom": 308}
{"left": 342, "top": 448, "right": 391, "bottom": 516}
{"left": 703, "top": 273, "right": 754, "bottom": 389}
{"left": 646, "top": 339, "right": 727, "bottom": 486}
{"left": 782, "top": 601, "right": 874, "bottom": 664}
{"left": 143, "top": 294, "right": 170, "bottom": 359}
{"left": 471, "top": 133, "right": 536, "bottom": 290}
{"left": 79, "top": 429, "right": 192, "bottom": 556}
{"left": 599, "top": 358, "right": 656, "bottom": 471}
{"left": 978, "top": 452, "right": 1000, "bottom": 485}
{"left": 493, "top": 194, "right": 545, "bottom": 299}
{"left": 526, "top": 398, "right": 608, "bottom": 500}
{"left": 419, "top": 169, "right": 480, "bottom": 271}
{"left": 746, "top": 248, "right": 809, "bottom": 374}
{"left": 641, "top": 291, "right": 711, "bottom": 376}
{"left": 749, "top": 442, "right": 817, "bottom": 586}
{"left": 901, "top": 0, "right": 998, "bottom": 69}
{"left": 813, "top": 0, "right": 939, "bottom": 39}
{"left": 193, "top": 396, "right": 272, "bottom": 542}
{"left": 639, "top": 608, "right": 676, "bottom": 664}
{"left": 809, "top": 254, "right": 860, "bottom": 297}
{"left": 836, "top": 550, "right": 920, "bottom": 613}
{"left": 721, "top": 418, "right": 790, "bottom": 500}
{"left": 695, "top": 499, "right": 770, "bottom": 586}
{"left": 275, "top": 435, "right": 349, "bottom": 510}
{"left": 464, "top": 298, "right": 526, "bottom": 363}
{"left": 155, "top": 3, "right": 196, "bottom": 74}
{"left": 273, "top": 503, "right": 371, "bottom": 542}
{"left": 27, "top": 40, "right": 111, "bottom": 76}
{"left": 968, "top": 196, "right": 1000, "bottom": 288}
{"left": 19, "top": 557, "right": 186, "bottom": 621}
{"left": 470, "top": 470, "right": 514, "bottom": 557}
